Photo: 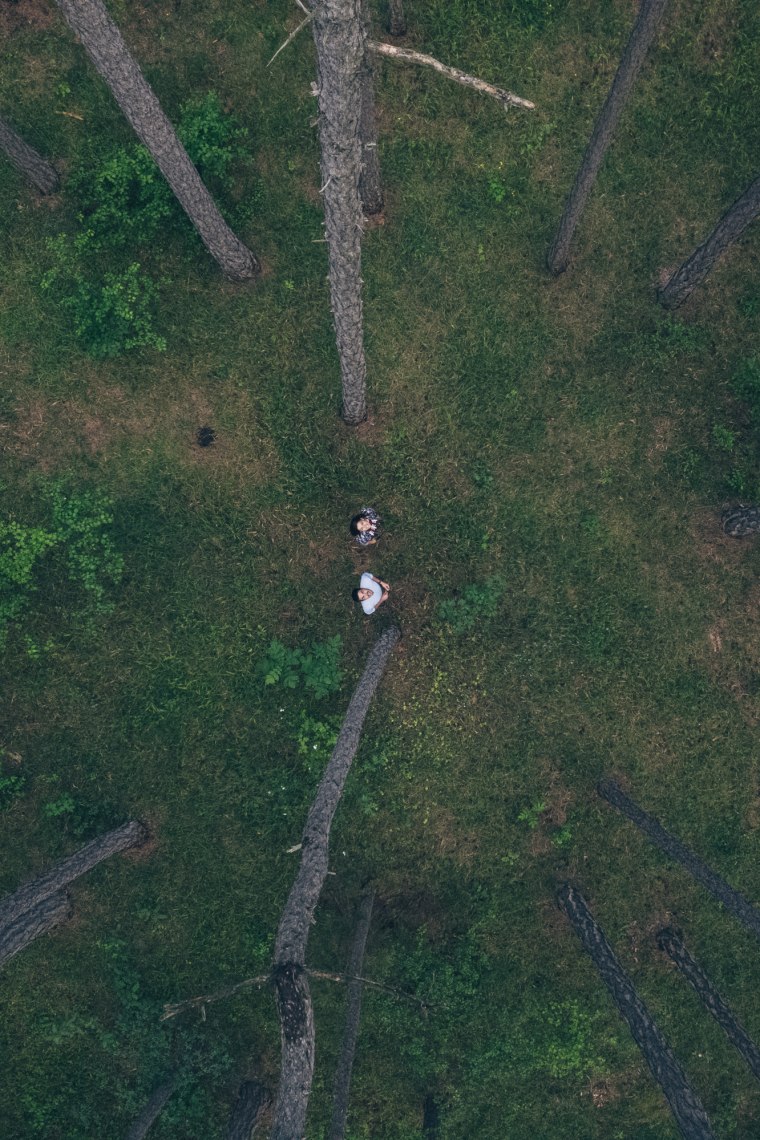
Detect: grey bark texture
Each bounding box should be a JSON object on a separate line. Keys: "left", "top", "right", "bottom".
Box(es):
{"left": 657, "top": 927, "right": 760, "bottom": 1083}
{"left": 0, "top": 117, "right": 59, "bottom": 193}
{"left": 547, "top": 0, "right": 669, "bottom": 275}
{"left": 722, "top": 505, "right": 760, "bottom": 537}
{"left": 224, "top": 1081, "right": 272, "bottom": 1140}
{"left": 558, "top": 885, "right": 716, "bottom": 1140}
{"left": 387, "top": 0, "right": 406, "bottom": 37}
{"left": 53, "top": 0, "right": 259, "bottom": 281}
{"left": 328, "top": 890, "right": 375, "bottom": 1140}
{"left": 358, "top": 2, "right": 383, "bottom": 218}
{"left": 125, "top": 1077, "right": 177, "bottom": 1140}
{"left": 598, "top": 778, "right": 760, "bottom": 942}
{"left": 0, "top": 819, "right": 147, "bottom": 936}
{"left": 311, "top": 0, "right": 368, "bottom": 425}
{"left": 270, "top": 625, "right": 400, "bottom": 1140}
{"left": 658, "top": 174, "right": 760, "bottom": 308}
{"left": 0, "top": 890, "right": 72, "bottom": 967}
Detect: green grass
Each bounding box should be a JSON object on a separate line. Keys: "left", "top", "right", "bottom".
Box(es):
{"left": 2, "top": 0, "right": 760, "bottom": 1136}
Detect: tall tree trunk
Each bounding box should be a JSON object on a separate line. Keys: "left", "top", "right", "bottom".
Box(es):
{"left": 358, "top": 2, "right": 383, "bottom": 218}
{"left": 224, "top": 1081, "right": 271, "bottom": 1139}
{"left": 658, "top": 174, "right": 760, "bottom": 309}
{"left": 0, "top": 117, "right": 59, "bottom": 193}
{"left": 722, "top": 504, "right": 760, "bottom": 537}
{"left": 0, "top": 819, "right": 147, "bottom": 936}
{"left": 598, "top": 778, "right": 760, "bottom": 942}
{"left": 387, "top": 0, "right": 406, "bottom": 37}
{"left": 0, "top": 891, "right": 71, "bottom": 967}
{"left": 328, "top": 889, "right": 375, "bottom": 1140}
{"left": 270, "top": 625, "right": 400, "bottom": 1140}
{"left": 53, "top": 0, "right": 259, "bottom": 281}
{"left": 311, "top": 0, "right": 368, "bottom": 425}
{"left": 558, "top": 885, "right": 716, "bottom": 1140}
{"left": 547, "top": 0, "right": 669, "bottom": 275}
{"left": 422, "top": 1094, "right": 440, "bottom": 1139}
{"left": 657, "top": 927, "right": 760, "bottom": 1082}
{"left": 125, "top": 1077, "right": 177, "bottom": 1140}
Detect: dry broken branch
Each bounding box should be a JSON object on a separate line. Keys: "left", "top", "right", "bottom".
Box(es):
{"left": 268, "top": 14, "right": 313, "bottom": 67}
{"left": 369, "top": 42, "right": 535, "bottom": 110}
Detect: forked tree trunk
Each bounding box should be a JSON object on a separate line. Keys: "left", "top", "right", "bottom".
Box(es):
{"left": 547, "top": 0, "right": 669, "bottom": 275}
{"left": 387, "top": 0, "right": 406, "bottom": 37}
{"left": 329, "top": 890, "right": 375, "bottom": 1140}
{"left": 270, "top": 625, "right": 400, "bottom": 1140}
{"left": 311, "top": 0, "right": 368, "bottom": 425}
{"left": 558, "top": 885, "right": 716, "bottom": 1140}
{"left": 598, "top": 778, "right": 760, "bottom": 942}
{"left": 722, "top": 505, "right": 760, "bottom": 537}
{"left": 224, "top": 1081, "right": 272, "bottom": 1139}
{"left": 0, "top": 819, "right": 147, "bottom": 936}
{"left": 0, "top": 891, "right": 71, "bottom": 967}
{"left": 53, "top": 0, "right": 258, "bottom": 281}
{"left": 358, "top": 2, "right": 383, "bottom": 218}
{"left": 125, "top": 1077, "right": 177, "bottom": 1140}
{"left": 657, "top": 927, "right": 760, "bottom": 1083}
{"left": 0, "top": 117, "right": 59, "bottom": 193}
{"left": 658, "top": 174, "right": 760, "bottom": 308}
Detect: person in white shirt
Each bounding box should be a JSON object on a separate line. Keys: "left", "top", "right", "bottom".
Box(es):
{"left": 352, "top": 571, "right": 390, "bottom": 615}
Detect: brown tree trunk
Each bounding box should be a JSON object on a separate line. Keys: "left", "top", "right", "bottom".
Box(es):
{"left": 328, "top": 890, "right": 375, "bottom": 1140}
{"left": 53, "top": 0, "right": 259, "bottom": 281}
{"left": 658, "top": 174, "right": 760, "bottom": 309}
{"left": 224, "top": 1081, "right": 271, "bottom": 1139}
{"left": 387, "top": 0, "right": 406, "bottom": 37}
{"left": 547, "top": 0, "right": 669, "bottom": 275}
{"left": 358, "top": 2, "right": 383, "bottom": 218}
{"left": 598, "top": 778, "right": 760, "bottom": 941}
{"left": 311, "top": 0, "right": 368, "bottom": 425}
{"left": 0, "top": 890, "right": 71, "bottom": 967}
{"left": 270, "top": 625, "right": 400, "bottom": 1140}
{"left": 558, "top": 885, "right": 716, "bottom": 1140}
{"left": 125, "top": 1077, "right": 177, "bottom": 1140}
{"left": 657, "top": 927, "right": 760, "bottom": 1082}
{"left": 722, "top": 505, "right": 760, "bottom": 537}
{"left": 0, "top": 117, "right": 59, "bottom": 193}
{"left": 0, "top": 819, "right": 147, "bottom": 936}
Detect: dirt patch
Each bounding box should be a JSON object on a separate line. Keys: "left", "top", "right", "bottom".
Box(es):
{"left": 0, "top": 0, "right": 55, "bottom": 36}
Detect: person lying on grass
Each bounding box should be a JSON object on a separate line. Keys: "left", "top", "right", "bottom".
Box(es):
{"left": 350, "top": 506, "right": 381, "bottom": 545}
{"left": 353, "top": 572, "right": 390, "bottom": 615}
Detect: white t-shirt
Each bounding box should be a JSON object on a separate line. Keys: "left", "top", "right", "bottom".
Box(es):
{"left": 360, "top": 572, "right": 383, "bottom": 615}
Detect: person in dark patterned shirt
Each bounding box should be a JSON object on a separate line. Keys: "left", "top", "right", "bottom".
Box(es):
{"left": 350, "top": 507, "right": 381, "bottom": 546}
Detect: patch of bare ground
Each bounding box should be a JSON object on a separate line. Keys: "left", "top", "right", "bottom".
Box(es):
{"left": 0, "top": 0, "right": 55, "bottom": 36}
{"left": 647, "top": 415, "right": 676, "bottom": 462}
{"left": 690, "top": 507, "right": 747, "bottom": 569}
{"left": 586, "top": 1077, "right": 622, "bottom": 1108}
{"left": 427, "top": 805, "right": 480, "bottom": 866}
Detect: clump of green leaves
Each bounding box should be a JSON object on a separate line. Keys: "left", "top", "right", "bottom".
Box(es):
{"left": 258, "top": 635, "right": 343, "bottom": 699}
{"left": 437, "top": 575, "right": 505, "bottom": 633}
{"left": 0, "top": 771, "right": 26, "bottom": 810}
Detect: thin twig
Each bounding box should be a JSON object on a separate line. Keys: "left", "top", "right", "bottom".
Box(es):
{"left": 268, "top": 14, "right": 313, "bottom": 67}
{"left": 369, "top": 41, "right": 535, "bottom": 110}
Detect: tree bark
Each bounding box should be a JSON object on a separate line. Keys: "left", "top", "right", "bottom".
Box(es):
{"left": 0, "top": 117, "right": 59, "bottom": 194}
{"left": 722, "top": 505, "right": 760, "bottom": 537}
{"left": 328, "top": 890, "right": 375, "bottom": 1140}
{"left": 311, "top": 0, "right": 368, "bottom": 425}
{"left": 0, "top": 819, "right": 147, "bottom": 936}
{"left": 224, "top": 1081, "right": 271, "bottom": 1140}
{"left": 387, "top": 0, "right": 406, "bottom": 37}
{"left": 598, "top": 778, "right": 760, "bottom": 942}
{"left": 657, "top": 927, "right": 760, "bottom": 1083}
{"left": 0, "top": 890, "right": 71, "bottom": 967}
{"left": 358, "top": 3, "right": 383, "bottom": 218}
{"left": 658, "top": 174, "right": 760, "bottom": 308}
{"left": 557, "top": 885, "right": 716, "bottom": 1140}
{"left": 125, "top": 1077, "right": 177, "bottom": 1140}
{"left": 270, "top": 625, "right": 400, "bottom": 1140}
{"left": 53, "top": 0, "right": 259, "bottom": 281}
{"left": 547, "top": 0, "right": 669, "bottom": 275}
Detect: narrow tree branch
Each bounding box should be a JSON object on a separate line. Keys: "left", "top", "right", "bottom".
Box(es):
{"left": 268, "top": 15, "right": 313, "bottom": 67}
{"left": 161, "top": 974, "right": 271, "bottom": 1022}
{"left": 329, "top": 890, "right": 375, "bottom": 1140}
{"left": 369, "top": 42, "right": 535, "bottom": 111}
{"left": 125, "top": 1077, "right": 177, "bottom": 1140}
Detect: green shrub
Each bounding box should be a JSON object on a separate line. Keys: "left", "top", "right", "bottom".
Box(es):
{"left": 258, "top": 635, "right": 343, "bottom": 699}
{"left": 0, "top": 772, "right": 26, "bottom": 810}
{"left": 437, "top": 575, "right": 505, "bottom": 633}
{"left": 178, "top": 92, "right": 247, "bottom": 186}
{"left": 69, "top": 145, "right": 172, "bottom": 252}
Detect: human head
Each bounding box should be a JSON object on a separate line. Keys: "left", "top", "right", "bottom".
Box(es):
{"left": 350, "top": 514, "right": 372, "bottom": 535}
{"left": 352, "top": 587, "right": 373, "bottom": 603}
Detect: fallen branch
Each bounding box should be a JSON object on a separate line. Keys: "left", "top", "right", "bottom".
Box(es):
{"left": 329, "top": 890, "right": 375, "bottom": 1140}
{"left": 268, "top": 14, "right": 313, "bottom": 67}
{"left": 369, "top": 42, "right": 534, "bottom": 111}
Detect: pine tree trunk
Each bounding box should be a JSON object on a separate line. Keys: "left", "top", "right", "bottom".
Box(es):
{"left": 311, "top": 0, "right": 368, "bottom": 425}
{"left": 328, "top": 890, "right": 375, "bottom": 1140}
{"left": 598, "top": 778, "right": 760, "bottom": 941}
{"left": 547, "top": 0, "right": 669, "bottom": 275}
{"left": 0, "top": 891, "right": 71, "bottom": 967}
{"left": 657, "top": 927, "right": 760, "bottom": 1082}
{"left": 558, "top": 885, "right": 716, "bottom": 1140}
{"left": 658, "top": 174, "right": 760, "bottom": 309}
{"left": 722, "top": 505, "right": 760, "bottom": 537}
{"left": 125, "top": 1077, "right": 177, "bottom": 1140}
{"left": 0, "top": 819, "right": 147, "bottom": 936}
{"left": 53, "top": 0, "right": 259, "bottom": 281}
{"left": 224, "top": 1081, "right": 271, "bottom": 1139}
{"left": 387, "top": 0, "right": 406, "bottom": 37}
{"left": 0, "top": 117, "right": 59, "bottom": 193}
{"left": 270, "top": 625, "right": 400, "bottom": 1140}
{"left": 358, "top": 2, "right": 383, "bottom": 218}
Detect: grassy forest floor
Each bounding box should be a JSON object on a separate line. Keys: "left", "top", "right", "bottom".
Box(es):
{"left": 2, "top": 0, "right": 760, "bottom": 1136}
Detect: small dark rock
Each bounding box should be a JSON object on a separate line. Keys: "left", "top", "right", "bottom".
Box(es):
{"left": 196, "top": 426, "right": 215, "bottom": 447}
